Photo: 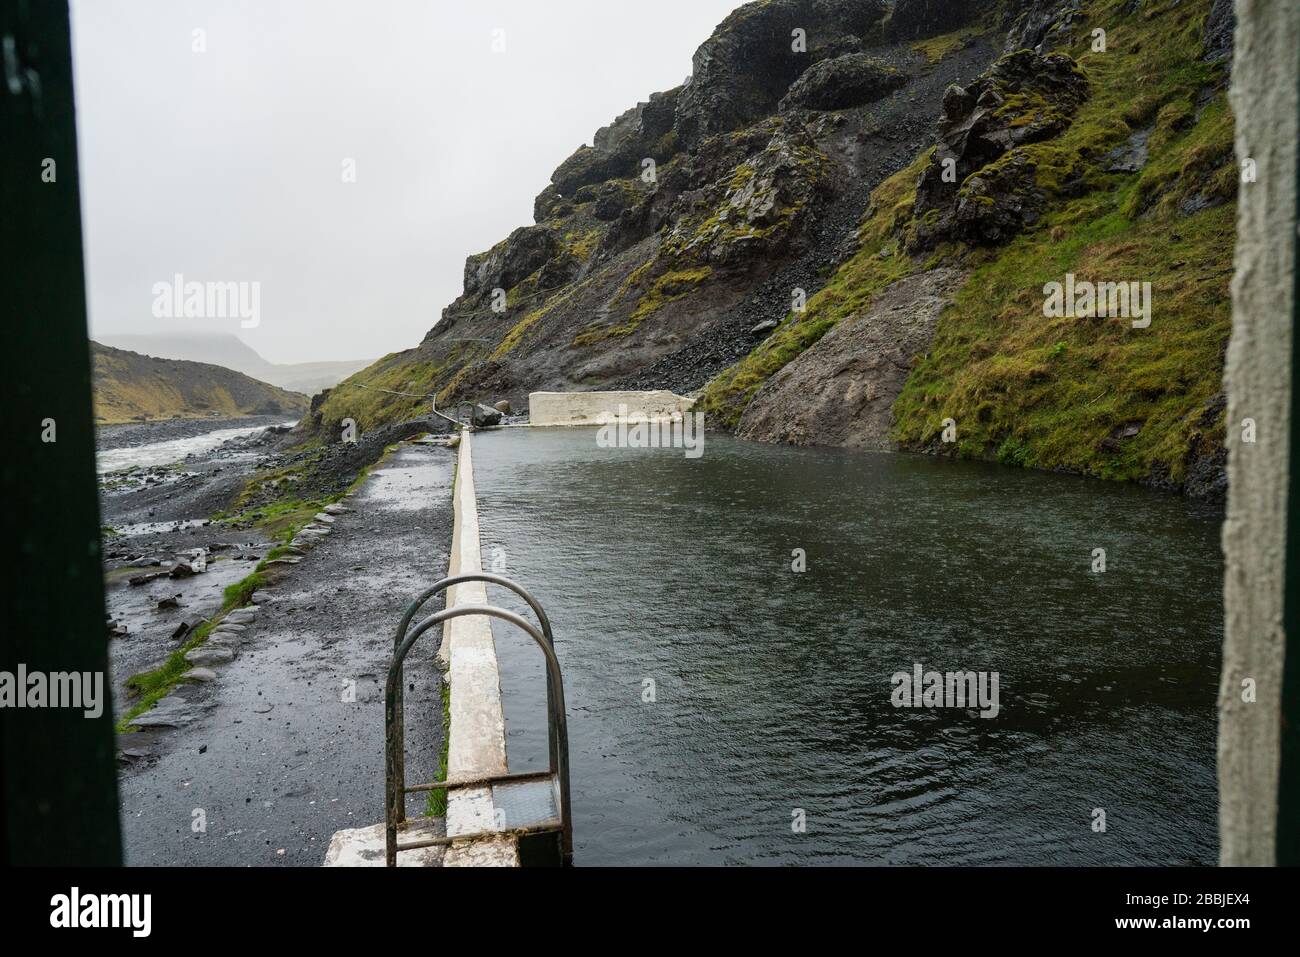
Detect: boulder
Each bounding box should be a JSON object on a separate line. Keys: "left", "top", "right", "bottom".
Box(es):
{"left": 909, "top": 50, "right": 1089, "bottom": 249}
{"left": 184, "top": 646, "right": 234, "bottom": 667}
{"left": 548, "top": 87, "right": 683, "bottom": 200}
{"left": 593, "top": 181, "right": 638, "bottom": 221}
{"left": 550, "top": 146, "right": 615, "bottom": 198}
{"left": 780, "top": 53, "right": 907, "bottom": 112}
{"left": 1001, "top": 0, "right": 1083, "bottom": 54}
{"left": 533, "top": 184, "right": 570, "bottom": 222}
{"left": 472, "top": 404, "right": 504, "bottom": 428}
{"left": 493, "top": 399, "right": 512, "bottom": 414}
{"left": 462, "top": 226, "right": 561, "bottom": 296}
{"left": 128, "top": 693, "right": 208, "bottom": 729}
{"left": 674, "top": 0, "right": 887, "bottom": 145}
{"left": 659, "top": 126, "right": 831, "bottom": 269}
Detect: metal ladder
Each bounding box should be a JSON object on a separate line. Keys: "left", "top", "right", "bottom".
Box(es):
{"left": 384, "top": 573, "right": 573, "bottom": 866}
{"left": 427, "top": 399, "right": 482, "bottom": 432}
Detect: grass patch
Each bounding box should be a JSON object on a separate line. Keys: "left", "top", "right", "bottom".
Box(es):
{"left": 703, "top": 0, "right": 1235, "bottom": 489}
{"left": 222, "top": 572, "right": 265, "bottom": 608}
{"left": 425, "top": 679, "right": 452, "bottom": 817}
{"left": 889, "top": 0, "right": 1235, "bottom": 484}
{"left": 912, "top": 27, "right": 986, "bottom": 65}
{"left": 217, "top": 497, "right": 328, "bottom": 543}
{"left": 256, "top": 544, "right": 298, "bottom": 568}
{"left": 314, "top": 350, "right": 467, "bottom": 436}
{"left": 116, "top": 569, "right": 265, "bottom": 732}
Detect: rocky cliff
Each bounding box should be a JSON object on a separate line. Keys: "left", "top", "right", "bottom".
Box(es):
{"left": 318, "top": 0, "right": 1236, "bottom": 497}
{"left": 91, "top": 342, "right": 309, "bottom": 423}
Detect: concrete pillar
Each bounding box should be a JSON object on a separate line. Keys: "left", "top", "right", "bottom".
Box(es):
{"left": 1218, "top": 0, "right": 1300, "bottom": 866}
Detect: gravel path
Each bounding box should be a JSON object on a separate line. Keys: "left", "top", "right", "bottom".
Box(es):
{"left": 118, "top": 443, "right": 454, "bottom": 866}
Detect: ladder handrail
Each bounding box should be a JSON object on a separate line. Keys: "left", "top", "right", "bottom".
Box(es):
{"left": 392, "top": 572, "right": 555, "bottom": 653}
{"left": 385, "top": 599, "right": 573, "bottom": 866}
{"left": 388, "top": 574, "right": 560, "bottom": 842}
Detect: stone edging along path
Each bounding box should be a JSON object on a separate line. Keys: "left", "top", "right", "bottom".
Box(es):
{"left": 123, "top": 500, "right": 356, "bottom": 733}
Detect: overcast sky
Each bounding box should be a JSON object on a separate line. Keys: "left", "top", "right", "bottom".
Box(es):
{"left": 70, "top": 0, "right": 743, "bottom": 364}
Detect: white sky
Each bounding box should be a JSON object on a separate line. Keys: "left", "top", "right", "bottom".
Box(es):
{"left": 71, "top": 0, "right": 744, "bottom": 363}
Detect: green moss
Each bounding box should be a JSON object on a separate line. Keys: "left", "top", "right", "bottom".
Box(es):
{"left": 1127, "top": 96, "right": 1236, "bottom": 219}
{"left": 425, "top": 680, "right": 451, "bottom": 817}
{"left": 315, "top": 353, "right": 462, "bottom": 436}
{"left": 256, "top": 544, "right": 296, "bottom": 567}
{"left": 222, "top": 572, "right": 265, "bottom": 607}
{"left": 703, "top": 0, "right": 1234, "bottom": 488}
{"left": 700, "top": 151, "right": 928, "bottom": 427}
{"left": 912, "top": 27, "right": 986, "bottom": 65}
{"left": 117, "top": 568, "right": 267, "bottom": 732}
{"left": 890, "top": 20, "right": 1235, "bottom": 485}
{"left": 563, "top": 225, "right": 602, "bottom": 262}
{"left": 572, "top": 267, "right": 715, "bottom": 347}
{"left": 491, "top": 279, "right": 592, "bottom": 361}
{"left": 217, "top": 497, "right": 325, "bottom": 543}
{"left": 631, "top": 266, "right": 714, "bottom": 320}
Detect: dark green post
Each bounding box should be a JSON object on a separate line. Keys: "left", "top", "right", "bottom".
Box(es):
{"left": 1, "top": 0, "right": 122, "bottom": 865}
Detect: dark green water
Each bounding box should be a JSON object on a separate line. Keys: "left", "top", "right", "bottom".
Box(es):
{"left": 473, "top": 427, "right": 1223, "bottom": 865}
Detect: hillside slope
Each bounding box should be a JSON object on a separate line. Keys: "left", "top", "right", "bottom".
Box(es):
{"left": 91, "top": 342, "right": 309, "bottom": 424}
{"left": 314, "top": 0, "right": 1235, "bottom": 497}
{"left": 98, "top": 332, "right": 374, "bottom": 395}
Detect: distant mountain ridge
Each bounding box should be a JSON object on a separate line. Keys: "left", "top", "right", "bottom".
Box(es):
{"left": 96, "top": 332, "right": 373, "bottom": 395}
{"left": 91, "top": 341, "right": 309, "bottom": 424}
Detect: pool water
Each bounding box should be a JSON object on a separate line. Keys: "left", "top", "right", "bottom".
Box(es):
{"left": 472, "top": 428, "right": 1223, "bottom": 866}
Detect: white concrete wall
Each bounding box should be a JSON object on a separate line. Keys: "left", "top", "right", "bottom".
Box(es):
{"left": 529, "top": 390, "right": 695, "bottom": 426}
{"left": 1219, "top": 0, "right": 1299, "bottom": 866}
{"left": 439, "top": 429, "right": 518, "bottom": 867}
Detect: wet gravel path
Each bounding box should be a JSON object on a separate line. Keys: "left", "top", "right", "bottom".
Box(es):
{"left": 118, "top": 443, "right": 453, "bottom": 866}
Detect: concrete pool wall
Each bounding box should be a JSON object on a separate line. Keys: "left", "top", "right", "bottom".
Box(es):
{"left": 437, "top": 429, "right": 518, "bottom": 866}
{"left": 528, "top": 390, "right": 694, "bottom": 426}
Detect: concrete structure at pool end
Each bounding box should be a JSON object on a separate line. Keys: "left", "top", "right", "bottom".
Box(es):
{"left": 528, "top": 390, "right": 695, "bottom": 427}
{"left": 324, "top": 428, "right": 516, "bottom": 867}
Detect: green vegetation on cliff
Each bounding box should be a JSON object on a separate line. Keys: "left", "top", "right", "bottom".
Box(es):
{"left": 890, "top": 0, "right": 1234, "bottom": 486}
{"left": 706, "top": 0, "right": 1235, "bottom": 489}
{"left": 701, "top": 150, "right": 925, "bottom": 426}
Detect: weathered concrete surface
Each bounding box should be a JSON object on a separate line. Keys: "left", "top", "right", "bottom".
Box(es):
{"left": 735, "top": 268, "right": 965, "bottom": 449}
{"left": 325, "top": 818, "right": 445, "bottom": 867}
{"left": 1219, "top": 0, "right": 1299, "bottom": 866}
{"left": 438, "top": 430, "right": 517, "bottom": 867}
{"left": 528, "top": 390, "right": 695, "bottom": 427}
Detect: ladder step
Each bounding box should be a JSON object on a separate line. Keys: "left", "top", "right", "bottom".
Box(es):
{"left": 397, "top": 819, "right": 563, "bottom": 854}
{"left": 403, "top": 769, "right": 555, "bottom": 793}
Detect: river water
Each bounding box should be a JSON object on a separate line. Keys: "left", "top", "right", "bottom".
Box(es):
{"left": 472, "top": 427, "right": 1223, "bottom": 866}
{"left": 95, "top": 419, "right": 295, "bottom": 474}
